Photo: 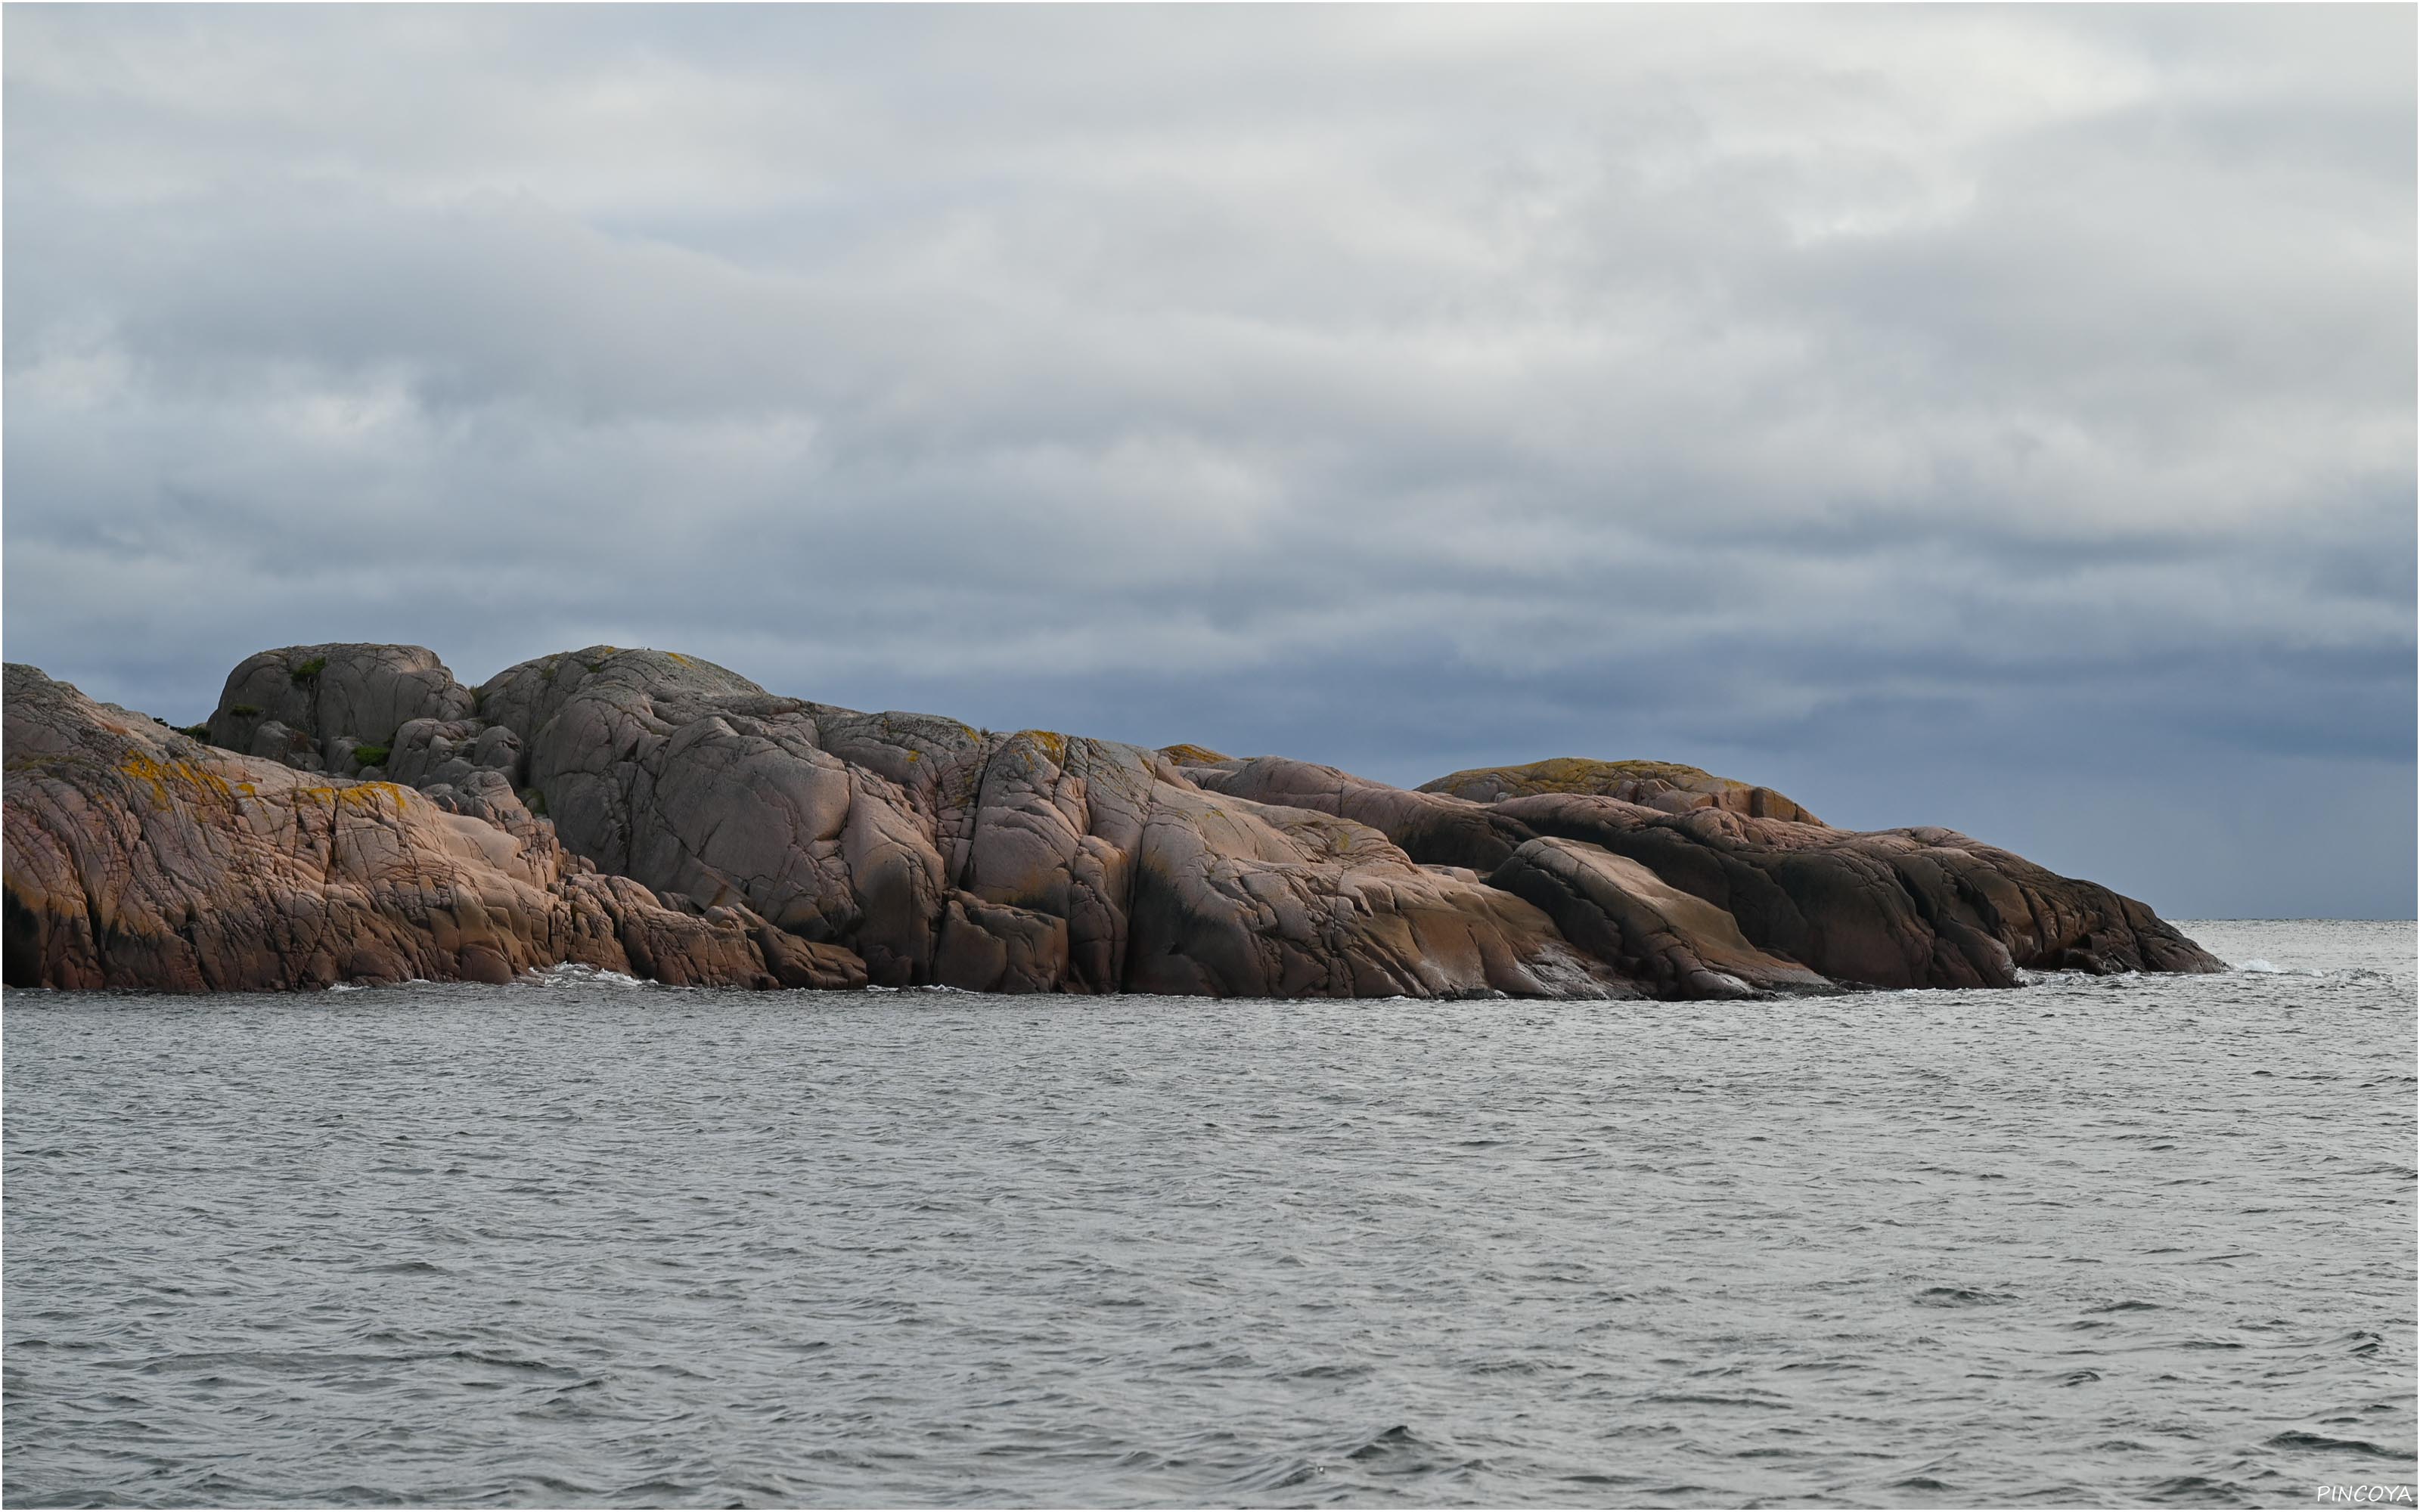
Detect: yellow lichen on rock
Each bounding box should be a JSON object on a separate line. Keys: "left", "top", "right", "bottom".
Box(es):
{"left": 117, "top": 751, "right": 237, "bottom": 809}
{"left": 285, "top": 782, "right": 408, "bottom": 813}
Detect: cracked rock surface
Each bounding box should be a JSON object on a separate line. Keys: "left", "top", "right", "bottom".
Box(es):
{"left": 4, "top": 645, "right": 2223, "bottom": 995}
{"left": 3, "top": 665, "right": 862, "bottom": 993}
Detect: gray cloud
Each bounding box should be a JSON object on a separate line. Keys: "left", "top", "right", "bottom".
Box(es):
{"left": 5, "top": 4, "right": 2411, "bottom": 918}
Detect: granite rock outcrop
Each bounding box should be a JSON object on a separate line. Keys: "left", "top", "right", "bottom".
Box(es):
{"left": 4, "top": 664, "right": 863, "bottom": 993}
{"left": 1420, "top": 757, "right": 1825, "bottom": 825}
{"left": 4, "top": 643, "right": 2224, "bottom": 996}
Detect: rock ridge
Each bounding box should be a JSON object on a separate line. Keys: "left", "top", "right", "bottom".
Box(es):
{"left": 4, "top": 643, "right": 2224, "bottom": 996}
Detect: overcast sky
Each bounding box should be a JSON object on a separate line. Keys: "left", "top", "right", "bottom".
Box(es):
{"left": 5, "top": 5, "right": 2412, "bottom": 919}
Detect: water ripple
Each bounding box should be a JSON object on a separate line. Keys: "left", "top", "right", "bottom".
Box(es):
{"left": 3, "top": 919, "right": 2413, "bottom": 1506}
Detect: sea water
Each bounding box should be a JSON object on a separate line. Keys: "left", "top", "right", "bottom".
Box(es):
{"left": 4, "top": 920, "right": 2412, "bottom": 1507}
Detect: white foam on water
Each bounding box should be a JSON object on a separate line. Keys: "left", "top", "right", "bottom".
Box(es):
{"left": 520, "top": 963, "right": 648, "bottom": 989}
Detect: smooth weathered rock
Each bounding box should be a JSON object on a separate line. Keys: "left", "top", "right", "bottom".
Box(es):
{"left": 3, "top": 664, "right": 864, "bottom": 992}
{"left": 1486, "top": 791, "right": 2221, "bottom": 987}
{"left": 208, "top": 644, "right": 478, "bottom": 776}
{"left": 1174, "top": 754, "right": 1543, "bottom": 872}
{"left": 1109, "top": 773, "right": 1616, "bottom": 999}
{"left": 1422, "top": 757, "right": 1825, "bottom": 826}
{"left": 246, "top": 719, "right": 324, "bottom": 772}
{"left": 473, "top": 649, "right": 942, "bottom": 981}
{"left": 384, "top": 718, "right": 523, "bottom": 791}
{"left": 1489, "top": 837, "right": 1834, "bottom": 999}
{"left": 463, "top": 648, "right": 1621, "bottom": 999}
{"left": 7, "top": 643, "right": 2223, "bottom": 998}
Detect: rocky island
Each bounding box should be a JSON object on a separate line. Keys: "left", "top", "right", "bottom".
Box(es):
{"left": 4, "top": 644, "right": 2223, "bottom": 997}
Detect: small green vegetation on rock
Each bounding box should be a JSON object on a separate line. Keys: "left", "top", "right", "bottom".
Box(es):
{"left": 520, "top": 787, "right": 548, "bottom": 816}
{"left": 229, "top": 704, "right": 262, "bottom": 717}
{"left": 352, "top": 745, "right": 390, "bottom": 767}
{"left": 180, "top": 725, "right": 212, "bottom": 742}
{"left": 290, "top": 657, "right": 327, "bottom": 683}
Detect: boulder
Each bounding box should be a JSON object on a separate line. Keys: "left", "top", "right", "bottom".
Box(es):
{"left": 384, "top": 718, "right": 523, "bottom": 790}
{"left": 206, "top": 643, "right": 477, "bottom": 776}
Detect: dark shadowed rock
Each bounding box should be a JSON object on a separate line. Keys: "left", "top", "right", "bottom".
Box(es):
{"left": 385, "top": 719, "right": 524, "bottom": 791}
{"left": 244, "top": 719, "right": 324, "bottom": 772}
{"left": 1487, "top": 791, "right": 2222, "bottom": 987}
{"left": 1489, "top": 837, "right": 1833, "bottom": 999}
{"left": 1421, "top": 758, "right": 1825, "bottom": 826}
{"left": 1174, "top": 754, "right": 1542, "bottom": 872}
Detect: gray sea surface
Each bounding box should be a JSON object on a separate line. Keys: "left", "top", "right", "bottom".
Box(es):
{"left": 4, "top": 919, "right": 2414, "bottom": 1509}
